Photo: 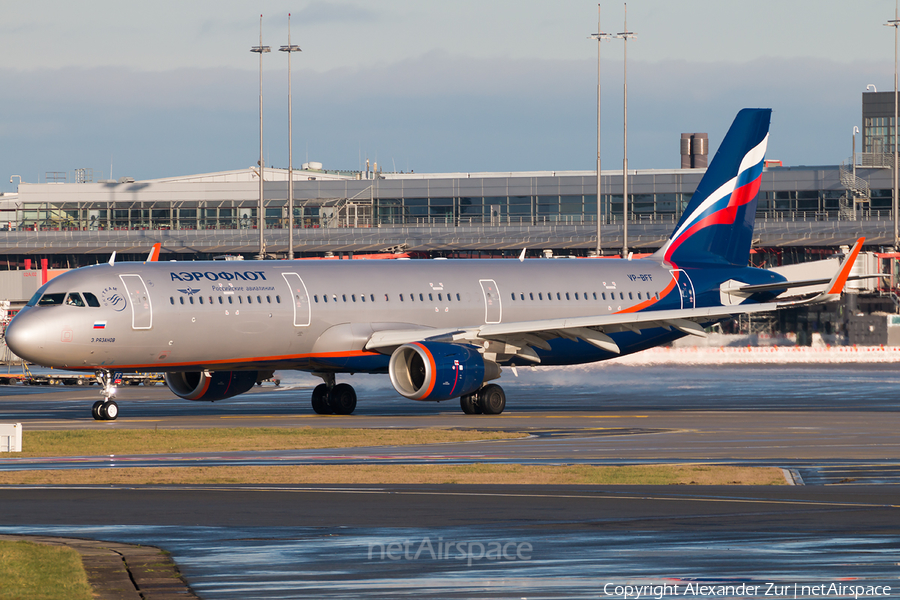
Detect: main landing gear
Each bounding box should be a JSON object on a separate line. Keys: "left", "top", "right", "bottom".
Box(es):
{"left": 92, "top": 370, "right": 119, "bottom": 421}
{"left": 310, "top": 372, "right": 357, "bottom": 415}
{"left": 460, "top": 384, "right": 506, "bottom": 415}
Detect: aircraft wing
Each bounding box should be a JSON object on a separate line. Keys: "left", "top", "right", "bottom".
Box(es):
{"left": 364, "top": 238, "right": 865, "bottom": 363}
{"left": 365, "top": 301, "right": 782, "bottom": 359}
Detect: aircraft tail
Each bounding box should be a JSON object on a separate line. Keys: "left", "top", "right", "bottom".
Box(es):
{"left": 654, "top": 108, "right": 771, "bottom": 267}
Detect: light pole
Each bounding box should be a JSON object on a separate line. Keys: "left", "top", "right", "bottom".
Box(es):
{"left": 615, "top": 3, "right": 636, "bottom": 257}
{"left": 280, "top": 14, "right": 301, "bottom": 260}
{"left": 888, "top": 1, "right": 900, "bottom": 250}
{"left": 251, "top": 15, "right": 271, "bottom": 259}
{"left": 589, "top": 5, "right": 611, "bottom": 256}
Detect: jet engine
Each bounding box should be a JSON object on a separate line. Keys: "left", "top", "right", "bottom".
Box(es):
{"left": 164, "top": 370, "right": 258, "bottom": 402}
{"left": 388, "top": 341, "right": 500, "bottom": 402}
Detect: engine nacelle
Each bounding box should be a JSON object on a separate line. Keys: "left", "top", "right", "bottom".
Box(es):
{"left": 389, "top": 342, "right": 499, "bottom": 402}
{"left": 164, "top": 370, "right": 258, "bottom": 402}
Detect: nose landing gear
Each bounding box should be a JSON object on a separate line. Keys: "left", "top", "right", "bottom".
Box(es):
{"left": 92, "top": 370, "right": 119, "bottom": 421}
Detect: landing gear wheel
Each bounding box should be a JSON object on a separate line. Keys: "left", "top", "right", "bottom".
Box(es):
{"left": 311, "top": 384, "right": 332, "bottom": 415}
{"left": 98, "top": 400, "right": 119, "bottom": 421}
{"left": 91, "top": 400, "right": 104, "bottom": 421}
{"left": 329, "top": 383, "right": 357, "bottom": 415}
{"left": 460, "top": 393, "right": 482, "bottom": 415}
{"left": 479, "top": 384, "right": 506, "bottom": 415}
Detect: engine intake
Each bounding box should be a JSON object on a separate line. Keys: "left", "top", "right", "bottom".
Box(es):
{"left": 389, "top": 342, "right": 499, "bottom": 402}
{"left": 165, "top": 370, "right": 258, "bottom": 402}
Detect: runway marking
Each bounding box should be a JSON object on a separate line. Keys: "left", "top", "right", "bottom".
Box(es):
{"left": 12, "top": 484, "right": 898, "bottom": 510}
{"left": 545, "top": 415, "right": 649, "bottom": 419}
{"left": 219, "top": 415, "right": 317, "bottom": 419}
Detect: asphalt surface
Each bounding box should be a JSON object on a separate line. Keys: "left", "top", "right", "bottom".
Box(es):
{"left": 1, "top": 363, "right": 899, "bottom": 598}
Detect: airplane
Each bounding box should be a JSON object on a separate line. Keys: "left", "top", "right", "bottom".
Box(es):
{"left": 4, "top": 108, "right": 865, "bottom": 420}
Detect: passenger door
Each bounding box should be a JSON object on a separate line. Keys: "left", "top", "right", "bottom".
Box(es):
{"left": 669, "top": 269, "right": 696, "bottom": 310}
{"left": 479, "top": 279, "right": 502, "bottom": 324}
{"left": 282, "top": 273, "right": 311, "bottom": 326}
{"left": 119, "top": 274, "right": 153, "bottom": 330}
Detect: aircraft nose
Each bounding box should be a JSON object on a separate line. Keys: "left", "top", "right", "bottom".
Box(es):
{"left": 4, "top": 312, "right": 42, "bottom": 362}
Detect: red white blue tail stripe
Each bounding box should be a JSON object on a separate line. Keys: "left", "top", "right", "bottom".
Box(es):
{"left": 654, "top": 108, "right": 771, "bottom": 268}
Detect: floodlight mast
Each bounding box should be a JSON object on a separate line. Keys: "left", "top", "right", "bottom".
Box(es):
{"left": 251, "top": 15, "right": 271, "bottom": 259}
{"left": 887, "top": 1, "right": 900, "bottom": 251}
{"left": 614, "top": 3, "right": 636, "bottom": 258}
{"left": 280, "top": 14, "right": 302, "bottom": 260}
{"left": 589, "top": 5, "right": 612, "bottom": 256}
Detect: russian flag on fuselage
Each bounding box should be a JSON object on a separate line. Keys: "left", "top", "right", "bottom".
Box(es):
{"left": 655, "top": 108, "right": 771, "bottom": 268}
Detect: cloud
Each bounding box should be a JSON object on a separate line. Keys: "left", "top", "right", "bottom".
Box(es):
{"left": 294, "top": 2, "right": 382, "bottom": 25}
{"left": 0, "top": 53, "right": 892, "bottom": 193}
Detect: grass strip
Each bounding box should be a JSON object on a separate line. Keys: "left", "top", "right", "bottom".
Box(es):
{"left": 0, "top": 464, "right": 786, "bottom": 486}
{"left": 17, "top": 427, "right": 525, "bottom": 457}
{"left": 0, "top": 540, "right": 93, "bottom": 600}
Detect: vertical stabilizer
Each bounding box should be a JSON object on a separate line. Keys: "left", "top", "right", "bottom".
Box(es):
{"left": 654, "top": 108, "right": 771, "bottom": 267}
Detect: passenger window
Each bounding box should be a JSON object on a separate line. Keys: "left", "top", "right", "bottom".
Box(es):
{"left": 456, "top": 294, "right": 461, "bottom": 301}
{"left": 218, "top": 297, "right": 223, "bottom": 304}
{"left": 400, "top": 294, "right": 404, "bottom": 301}
{"left": 247, "top": 296, "right": 252, "bottom": 304}
{"left": 565, "top": 292, "right": 570, "bottom": 300}
{"left": 384, "top": 294, "right": 389, "bottom": 301}
{"left": 538, "top": 293, "right": 543, "bottom": 300}
{"left": 361, "top": 295, "right": 366, "bottom": 302}
{"left": 419, "top": 294, "right": 424, "bottom": 301}
{"left": 83, "top": 292, "right": 101, "bottom": 307}
{"left": 370, "top": 294, "right": 375, "bottom": 302}
{"left": 440, "top": 293, "right": 444, "bottom": 301}
{"left": 637, "top": 292, "right": 642, "bottom": 300}
{"left": 547, "top": 293, "right": 552, "bottom": 301}
{"left": 180, "top": 297, "right": 185, "bottom": 305}
{"left": 267, "top": 296, "right": 271, "bottom": 303}
{"left": 575, "top": 293, "right": 579, "bottom": 300}
{"left": 257, "top": 296, "right": 261, "bottom": 303}
{"left": 228, "top": 296, "right": 233, "bottom": 304}
{"left": 447, "top": 294, "right": 451, "bottom": 302}
{"left": 602, "top": 293, "right": 606, "bottom": 300}
{"left": 38, "top": 293, "right": 66, "bottom": 306}
{"left": 314, "top": 295, "right": 319, "bottom": 303}
{"left": 530, "top": 293, "right": 534, "bottom": 300}
{"left": 593, "top": 292, "right": 597, "bottom": 300}
{"left": 276, "top": 296, "right": 281, "bottom": 303}
{"left": 323, "top": 295, "right": 328, "bottom": 303}
{"left": 629, "top": 292, "right": 633, "bottom": 300}
{"left": 557, "top": 293, "right": 562, "bottom": 300}
{"left": 199, "top": 297, "right": 204, "bottom": 305}
{"left": 170, "top": 297, "right": 174, "bottom": 305}
{"left": 190, "top": 297, "right": 194, "bottom": 305}
{"left": 429, "top": 293, "right": 433, "bottom": 301}
{"left": 620, "top": 293, "right": 624, "bottom": 300}
{"left": 352, "top": 294, "right": 357, "bottom": 302}
{"left": 342, "top": 294, "right": 346, "bottom": 302}
{"left": 238, "top": 296, "right": 243, "bottom": 304}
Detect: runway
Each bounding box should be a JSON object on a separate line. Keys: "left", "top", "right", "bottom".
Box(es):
{"left": 1, "top": 363, "right": 899, "bottom": 598}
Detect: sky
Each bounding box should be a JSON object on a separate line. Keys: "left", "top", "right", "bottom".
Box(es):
{"left": 1, "top": 0, "right": 898, "bottom": 193}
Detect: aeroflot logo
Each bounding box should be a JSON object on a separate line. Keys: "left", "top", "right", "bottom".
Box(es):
{"left": 101, "top": 286, "right": 128, "bottom": 312}
{"left": 170, "top": 271, "right": 268, "bottom": 282}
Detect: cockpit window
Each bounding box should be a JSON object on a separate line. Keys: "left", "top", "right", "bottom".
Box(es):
{"left": 65, "top": 293, "right": 86, "bottom": 307}
{"left": 37, "top": 293, "right": 66, "bottom": 306}
{"left": 83, "top": 292, "right": 100, "bottom": 307}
